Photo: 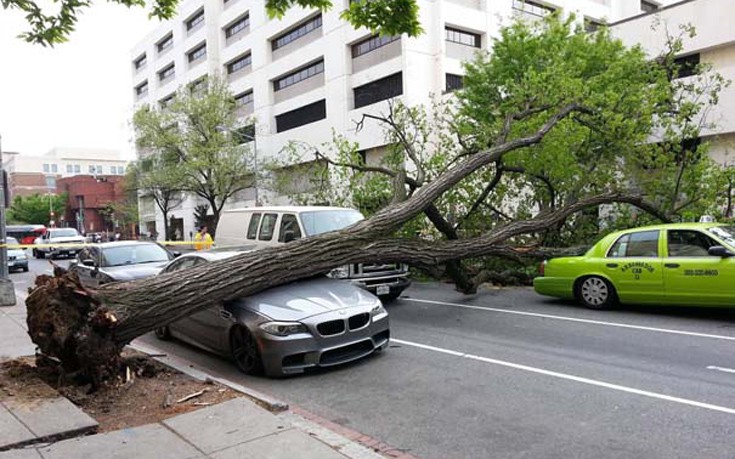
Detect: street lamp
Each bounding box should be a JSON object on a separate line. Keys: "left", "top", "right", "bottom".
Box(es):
{"left": 0, "top": 133, "right": 17, "bottom": 306}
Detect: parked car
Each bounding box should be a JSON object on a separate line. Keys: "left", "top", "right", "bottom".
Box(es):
{"left": 216, "top": 206, "right": 411, "bottom": 300}
{"left": 6, "top": 224, "right": 46, "bottom": 246}
{"left": 34, "top": 227, "right": 86, "bottom": 259}
{"left": 6, "top": 237, "right": 29, "bottom": 273}
{"left": 534, "top": 223, "right": 735, "bottom": 309}
{"left": 68, "top": 241, "right": 177, "bottom": 287}
{"left": 154, "top": 251, "right": 390, "bottom": 377}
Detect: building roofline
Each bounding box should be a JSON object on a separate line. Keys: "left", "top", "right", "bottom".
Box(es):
{"left": 608, "top": 0, "right": 698, "bottom": 27}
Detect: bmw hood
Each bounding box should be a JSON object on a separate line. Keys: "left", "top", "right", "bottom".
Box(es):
{"left": 241, "top": 277, "right": 381, "bottom": 321}
{"left": 102, "top": 262, "right": 169, "bottom": 281}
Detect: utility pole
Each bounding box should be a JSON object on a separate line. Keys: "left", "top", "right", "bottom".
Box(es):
{"left": 0, "top": 133, "right": 17, "bottom": 306}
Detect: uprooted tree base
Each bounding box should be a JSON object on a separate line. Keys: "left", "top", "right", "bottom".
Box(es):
{"left": 26, "top": 267, "right": 123, "bottom": 387}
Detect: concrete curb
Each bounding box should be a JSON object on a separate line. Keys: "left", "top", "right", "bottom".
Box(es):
{"left": 128, "top": 341, "right": 289, "bottom": 413}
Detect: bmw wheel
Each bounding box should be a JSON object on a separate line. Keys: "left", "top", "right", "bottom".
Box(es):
{"left": 576, "top": 276, "right": 617, "bottom": 310}
{"left": 154, "top": 326, "right": 171, "bottom": 340}
{"left": 230, "top": 325, "right": 263, "bottom": 376}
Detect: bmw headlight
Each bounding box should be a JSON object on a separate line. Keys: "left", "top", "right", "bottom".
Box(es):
{"left": 259, "top": 321, "right": 308, "bottom": 336}
{"left": 371, "top": 302, "right": 388, "bottom": 321}
{"left": 328, "top": 265, "right": 350, "bottom": 279}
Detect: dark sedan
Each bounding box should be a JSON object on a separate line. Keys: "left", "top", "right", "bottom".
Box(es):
{"left": 69, "top": 241, "right": 176, "bottom": 287}
{"left": 154, "top": 251, "right": 390, "bottom": 377}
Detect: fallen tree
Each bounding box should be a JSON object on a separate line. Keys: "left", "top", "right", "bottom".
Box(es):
{"left": 26, "top": 101, "right": 654, "bottom": 383}
{"left": 25, "top": 16, "right": 727, "bottom": 384}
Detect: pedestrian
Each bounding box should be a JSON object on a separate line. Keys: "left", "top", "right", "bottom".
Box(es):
{"left": 194, "top": 226, "right": 213, "bottom": 251}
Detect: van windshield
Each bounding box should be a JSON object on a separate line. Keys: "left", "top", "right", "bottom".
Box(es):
{"left": 300, "top": 210, "right": 364, "bottom": 236}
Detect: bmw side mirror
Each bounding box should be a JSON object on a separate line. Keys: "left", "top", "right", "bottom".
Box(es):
{"left": 708, "top": 245, "right": 734, "bottom": 257}
{"left": 173, "top": 251, "right": 181, "bottom": 258}
{"left": 82, "top": 259, "right": 96, "bottom": 267}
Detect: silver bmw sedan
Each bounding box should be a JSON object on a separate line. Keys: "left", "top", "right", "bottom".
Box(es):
{"left": 154, "top": 251, "right": 390, "bottom": 377}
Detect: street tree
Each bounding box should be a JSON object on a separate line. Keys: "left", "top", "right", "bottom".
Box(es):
{"left": 2, "top": 0, "right": 420, "bottom": 46}
{"left": 8, "top": 193, "right": 67, "bottom": 225}
{"left": 133, "top": 77, "right": 254, "bottom": 234}
{"left": 26, "top": 15, "right": 708, "bottom": 383}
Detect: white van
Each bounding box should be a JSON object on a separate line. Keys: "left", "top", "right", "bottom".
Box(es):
{"left": 216, "top": 206, "right": 411, "bottom": 300}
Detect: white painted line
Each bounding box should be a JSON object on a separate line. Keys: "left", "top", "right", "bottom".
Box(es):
{"left": 393, "top": 338, "right": 735, "bottom": 415}
{"left": 404, "top": 298, "right": 735, "bottom": 342}
{"left": 707, "top": 366, "right": 735, "bottom": 374}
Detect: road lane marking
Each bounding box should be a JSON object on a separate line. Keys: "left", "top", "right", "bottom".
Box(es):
{"left": 393, "top": 338, "right": 735, "bottom": 415}
{"left": 707, "top": 366, "right": 735, "bottom": 374}
{"left": 404, "top": 298, "right": 735, "bottom": 342}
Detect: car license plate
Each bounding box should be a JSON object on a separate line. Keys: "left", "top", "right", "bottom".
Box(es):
{"left": 376, "top": 285, "right": 390, "bottom": 296}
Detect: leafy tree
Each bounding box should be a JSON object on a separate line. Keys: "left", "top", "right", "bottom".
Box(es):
{"left": 133, "top": 77, "right": 254, "bottom": 234}
{"left": 2, "top": 0, "right": 421, "bottom": 46}
{"left": 8, "top": 193, "right": 68, "bottom": 225}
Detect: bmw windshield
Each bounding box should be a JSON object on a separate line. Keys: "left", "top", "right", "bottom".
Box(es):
{"left": 299, "top": 210, "right": 364, "bottom": 236}
{"left": 708, "top": 226, "right": 735, "bottom": 249}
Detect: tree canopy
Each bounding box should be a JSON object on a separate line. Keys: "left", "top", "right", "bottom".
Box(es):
{"left": 133, "top": 77, "right": 255, "bottom": 232}
{"left": 2, "top": 0, "right": 421, "bottom": 46}
{"left": 8, "top": 193, "right": 68, "bottom": 225}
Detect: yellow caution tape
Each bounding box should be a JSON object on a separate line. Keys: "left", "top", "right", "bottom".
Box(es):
{"left": 0, "top": 241, "right": 210, "bottom": 249}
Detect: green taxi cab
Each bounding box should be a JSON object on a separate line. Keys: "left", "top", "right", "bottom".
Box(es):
{"left": 533, "top": 223, "right": 735, "bottom": 309}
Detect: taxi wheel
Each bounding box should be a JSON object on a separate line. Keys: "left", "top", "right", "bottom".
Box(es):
{"left": 576, "top": 276, "right": 617, "bottom": 310}
{"left": 230, "top": 325, "right": 264, "bottom": 376}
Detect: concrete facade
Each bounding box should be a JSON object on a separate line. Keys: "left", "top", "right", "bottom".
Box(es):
{"left": 130, "top": 0, "right": 690, "bottom": 239}
{"left": 610, "top": 0, "right": 735, "bottom": 169}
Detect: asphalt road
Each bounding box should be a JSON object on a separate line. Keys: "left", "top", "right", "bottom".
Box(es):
{"left": 16, "top": 257, "right": 735, "bottom": 458}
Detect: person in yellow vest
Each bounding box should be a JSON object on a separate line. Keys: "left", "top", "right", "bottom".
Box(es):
{"left": 194, "top": 226, "right": 213, "bottom": 251}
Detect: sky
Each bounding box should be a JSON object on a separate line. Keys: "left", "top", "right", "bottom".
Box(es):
{"left": 0, "top": 3, "right": 163, "bottom": 160}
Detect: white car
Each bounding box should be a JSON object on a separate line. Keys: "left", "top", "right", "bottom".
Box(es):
{"left": 34, "top": 228, "right": 86, "bottom": 259}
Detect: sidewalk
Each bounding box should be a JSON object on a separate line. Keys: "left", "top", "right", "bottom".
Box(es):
{"left": 0, "top": 289, "right": 401, "bottom": 459}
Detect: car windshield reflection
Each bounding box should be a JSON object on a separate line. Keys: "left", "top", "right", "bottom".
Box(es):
{"left": 300, "top": 210, "right": 363, "bottom": 236}
{"left": 708, "top": 226, "right": 735, "bottom": 248}
{"left": 102, "top": 244, "right": 171, "bottom": 267}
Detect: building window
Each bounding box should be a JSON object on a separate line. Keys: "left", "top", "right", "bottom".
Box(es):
{"left": 275, "top": 99, "right": 326, "bottom": 132}
{"left": 674, "top": 53, "right": 700, "bottom": 79}
{"left": 185, "top": 9, "right": 204, "bottom": 32}
{"left": 66, "top": 164, "right": 73, "bottom": 173}
{"left": 119, "top": 166, "right": 126, "bottom": 174}
{"left": 353, "top": 72, "right": 403, "bottom": 109}
{"left": 351, "top": 34, "right": 400, "bottom": 58}
{"left": 43, "top": 164, "right": 50, "bottom": 173}
{"left": 273, "top": 60, "right": 324, "bottom": 92}
{"left": 225, "top": 14, "right": 250, "bottom": 38}
{"left": 74, "top": 164, "right": 81, "bottom": 173}
{"left": 156, "top": 33, "right": 173, "bottom": 53}
{"left": 445, "top": 27, "right": 480, "bottom": 48}
{"left": 226, "top": 53, "right": 252, "bottom": 75}
{"left": 233, "top": 125, "right": 255, "bottom": 144}
{"left": 133, "top": 53, "right": 147, "bottom": 71}
{"left": 190, "top": 77, "right": 207, "bottom": 94}
{"left": 159, "top": 94, "right": 175, "bottom": 108}
{"left": 88, "top": 165, "right": 95, "bottom": 174}
{"left": 445, "top": 73, "right": 463, "bottom": 92}
{"left": 272, "top": 14, "right": 322, "bottom": 51}
{"left": 640, "top": 0, "right": 658, "bottom": 13}
{"left": 46, "top": 176, "right": 56, "bottom": 189}
{"left": 234, "top": 90, "right": 254, "bottom": 106}
{"left": 585, "top": 18, "right": 605, "bottom": 33}
{"left": 135, "top": 81, "right": 148, "bottom": 97}
{"left": 187, "top": 43, "right": 207, "bottom": 63}
{"left": 512, "top": 0, "right": 556, "bottom": 19}
{"left": 51, "top": 164, "right": 58, "bottom": 173}
{"left": 158, "top": 64, "right": 175, "bottom": 83}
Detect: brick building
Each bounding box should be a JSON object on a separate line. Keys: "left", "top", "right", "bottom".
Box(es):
{"left": 56, "top": 175, "right": 127, "bottom": 235}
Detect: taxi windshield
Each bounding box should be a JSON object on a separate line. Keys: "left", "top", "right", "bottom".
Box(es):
{"left": 708, "top": 226, "right": 735, "bottom": 248}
